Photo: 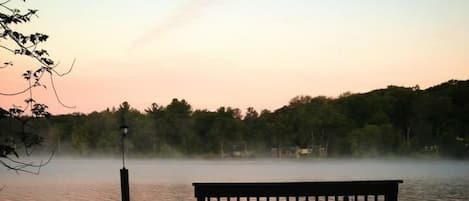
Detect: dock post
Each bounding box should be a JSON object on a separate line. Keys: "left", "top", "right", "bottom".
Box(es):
{"left": 120, "top": 168, "right": 130, "bottom": 201}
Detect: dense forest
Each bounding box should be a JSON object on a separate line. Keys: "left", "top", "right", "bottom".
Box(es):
{"left": 1, "top": 79, "right": 468, "bottom": 159}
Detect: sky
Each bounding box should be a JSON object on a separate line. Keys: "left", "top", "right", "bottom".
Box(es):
{"left": 1, "top": 0, "right": 469, "bottom": 114}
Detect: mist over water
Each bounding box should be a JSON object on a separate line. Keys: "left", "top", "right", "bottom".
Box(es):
{"left": 1, "top": 158, "right": 469, "bottom": 201}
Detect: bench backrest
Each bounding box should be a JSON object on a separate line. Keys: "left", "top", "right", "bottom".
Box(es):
{"left": 193, "top": 180, "right": 403, "bottom": 201}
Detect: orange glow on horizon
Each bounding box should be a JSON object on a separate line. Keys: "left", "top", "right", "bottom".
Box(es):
{"left": 1, "top": 0, "right": 469, "bottom": 114}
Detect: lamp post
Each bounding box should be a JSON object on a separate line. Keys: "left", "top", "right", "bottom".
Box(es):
{"left": 120, "top": 124, "right": 130, "bottom": 201}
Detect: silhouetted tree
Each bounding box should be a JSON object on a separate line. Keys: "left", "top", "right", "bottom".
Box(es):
{"left": 3, "top": 80, "right": 469, "bottom": 159}
{"left": 1, "top": 0, "right": 74, "bottom": 173}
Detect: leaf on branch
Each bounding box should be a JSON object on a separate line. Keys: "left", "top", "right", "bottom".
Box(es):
{"left": 34, "top": 49, "right": 49, "bottom": 56}
{"left": 38, "top": 34, "right": 48, "bottom": 42}
{"left": 28, "top": 9, "right": 38, "bottom": 16}
{"left": 12, "top": 31, "right": 20, "bottom": 40}
{"left": 1, "top": 30, "right": 10, "bottom": 38}
{"left": 0, "top": 13, "right": 9, "bottom": 20}
{"left": 44, "top": 66, "right": 52, "bottom": 73}
{"left": 33, "top": 68, "right": 43, "bottom": 78}
{"left": 24, "top": 98, "right": 36, "bottom": 104}
{"left": 33, "top": 81, "right": 41, "bottom": 87}
{"left": 40, "top": 58, "right": 54, "bottom": 66}
{"left": 22, "top": 70, "right": 31, "bottom": 80}
{"left": 0, "top": 145, "right": 19, "bottom": 158}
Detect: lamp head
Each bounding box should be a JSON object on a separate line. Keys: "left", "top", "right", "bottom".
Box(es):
{"left": 120, "top": 125, "right": 129, "bottom": 136}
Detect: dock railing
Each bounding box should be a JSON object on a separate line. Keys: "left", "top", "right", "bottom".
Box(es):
{"left": 193, "top": 180, "right": 403, "bottom": 201}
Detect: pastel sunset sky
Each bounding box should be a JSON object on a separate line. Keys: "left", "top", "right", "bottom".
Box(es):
{"left": 1, "top": 0, "right": 469, "bottom": 114}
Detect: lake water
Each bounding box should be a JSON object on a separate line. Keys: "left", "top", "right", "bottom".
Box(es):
{"left": 1, "top": 158, "right": 469, "bottom": 201}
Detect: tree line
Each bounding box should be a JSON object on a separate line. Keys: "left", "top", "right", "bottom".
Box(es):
{"left": 1, "top": 79, "right": 468, "bottom": 159}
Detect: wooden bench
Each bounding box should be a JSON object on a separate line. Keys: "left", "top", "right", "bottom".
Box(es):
{"left": 193, "top": 180, "right": 403, "bottom": 201}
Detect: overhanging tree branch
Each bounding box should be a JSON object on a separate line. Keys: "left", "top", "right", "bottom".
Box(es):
{"left": 1, "top": 0, "right": 75, "bottom": 175}
{"left": 0, "top": 151, "right": 53, "bottom": 175}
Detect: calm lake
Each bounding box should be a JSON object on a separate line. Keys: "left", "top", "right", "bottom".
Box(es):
{"left": 1, "top": 158, "right": 469, "bottom": 201}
